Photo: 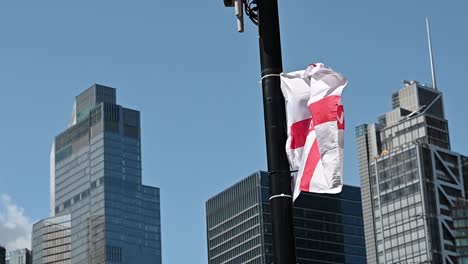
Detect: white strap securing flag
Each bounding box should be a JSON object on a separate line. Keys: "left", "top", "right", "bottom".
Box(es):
{"left": 280, "top": 63, "right": 347, "bottom": 200}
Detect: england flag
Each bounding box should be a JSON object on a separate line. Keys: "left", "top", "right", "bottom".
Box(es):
{"left": 280, "top": 63, "right": 347, "bottom": 200}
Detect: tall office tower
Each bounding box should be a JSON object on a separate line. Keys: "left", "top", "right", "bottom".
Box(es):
{"left": 205, "top": 171, "right": 366, "bottom": 264}
{"left": 356, "top": 80, "right": 468, "bottom": 264}
{"left": 0, "top": 246, "right": 5, "bottom": 264}
{"left": 32, "top": 84, "right": 162, "bottom": 264}
{"left": 6, "top": 249, "right": 32, "bottom": 264}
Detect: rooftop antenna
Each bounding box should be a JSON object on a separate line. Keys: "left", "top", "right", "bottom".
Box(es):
{"left": 426, "top": 17, "right": 438, "bottom": 90}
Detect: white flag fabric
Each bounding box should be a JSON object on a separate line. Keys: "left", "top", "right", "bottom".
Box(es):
{"left": 280, "top": 63, "right": 347, "bottom": 200}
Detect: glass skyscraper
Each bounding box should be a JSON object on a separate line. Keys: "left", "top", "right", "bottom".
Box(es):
{"left": 356, "top": 80, "right": 468, "bottom": 264}
{"left": 205, "top": 171, "right": 366, "bottom": 264}
{"left": 32, "top": 84, "right": 162, "bottom": 264}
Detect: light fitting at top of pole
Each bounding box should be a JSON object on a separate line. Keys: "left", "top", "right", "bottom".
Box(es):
{"left": 223, "top": 0, "right": 244, "bottom": 32}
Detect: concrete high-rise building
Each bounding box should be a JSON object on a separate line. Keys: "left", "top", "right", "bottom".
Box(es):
{"left": 6, "top": 249, "right": 31, "bottom": 264}
{"left": 205, "top": 171, "right": 366, "bottom": 264}
{"left": 0, "top": 246, "right": 5, "bottom": 264}
{"left": 32, "top": 84, "right": 162, "bottom": 264}
{"left": 356, "top": 80, "right": 468, "bottom": 264}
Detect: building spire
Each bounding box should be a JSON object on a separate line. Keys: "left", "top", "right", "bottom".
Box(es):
{"left": 426, "top": 17, "right": 438, "bottom": 90}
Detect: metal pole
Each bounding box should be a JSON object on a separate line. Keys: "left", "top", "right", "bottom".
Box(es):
{"left": 257, "top": 0, "right": 296, "bottom": 263}
{"left": 426, "top": 17, "right": 437, "bottom": 90}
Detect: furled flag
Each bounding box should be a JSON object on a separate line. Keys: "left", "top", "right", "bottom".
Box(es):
{"left": 280, "top": 63, "right": 347, "bottom": 200}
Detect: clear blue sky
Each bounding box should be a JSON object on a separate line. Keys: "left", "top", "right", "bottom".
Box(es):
{"left": 1, "top": 0, "right": 467, "bottom": 263}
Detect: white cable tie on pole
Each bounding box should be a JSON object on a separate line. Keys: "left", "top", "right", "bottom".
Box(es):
{"left": 259, "top": 73, "right": 282, "bottom": 84}
{"left": 269, "top": 193, "right": 293, "bottom": 201}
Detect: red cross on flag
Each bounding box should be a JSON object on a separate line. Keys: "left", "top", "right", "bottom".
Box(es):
{"left": 280, "top": 63, "right": 347, "bottom": 200}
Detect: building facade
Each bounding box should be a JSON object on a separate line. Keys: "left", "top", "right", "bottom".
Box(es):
{"left": 32, "top": 84, "right": 162, "bottom": 264}
{"left": 1, "top": 246, "right": 5, "bottom": 264}
{"left": 32, "top": 215, "right": 71, "bottom": 264}
{"left": 452, "top": 198, "right": 468, "bottom": 263}
{"left": 205, "top": 171, "right": 366, "bottom": 264}
{"left": 356, "top": 80, "right": 468, "bottom": 264}
{"left": 6, "top": 249, "right": 32, "bottom": 264}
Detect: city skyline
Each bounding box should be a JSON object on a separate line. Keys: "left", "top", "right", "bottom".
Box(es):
{"left": 1, "top": 1, "right": 468, "bottom": 263}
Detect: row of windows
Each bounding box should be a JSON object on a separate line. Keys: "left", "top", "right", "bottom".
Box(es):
{"left": 376, "top": 159, "right": 418, "bottom": 181}
{"left": 455, "top": 219, "right": 468, "bottom": 229}
{"left": 378, "top": 159, "right": 418, "bottom": 180}
{"left": 210, "top": 226, "right": 261, "bottom": 257}
{"left": 57, "top": 176, "right": 106, "bottom": 214}
{"left": 55, "top": 167, "right": 87, "bottom": 193}
{"left": 44, "top": 237, "right": 71, "bottom": 250}
{"left": 56, "top": 186, "right": 93, "bottom": 214}
{"left": 294, "top": 228, "right": 365, "bottom": 247}
{"left": 42, "top": 223, "right": 71, "bottom": 235}
{"left": 39, "top": 215, "right": 71, "bottom": 227}
{"left": 43, "top": 251, "right": 71, "bottom": 264}
{"left": 104, "top": 198, "right": 160, "bottom": 225}
{"left": 103, "top": 103, "right": 120, "bottom": 121}
{"left": 208, "top": 205, "right": 258, "bottom": 238}
{"left": 43, "top": 229, "right": 71, "bottom": 243}
{"left": 55, "top": 115, "right": 91, "bottom": 151}
{"left": 94, "top": 86, "right": 116, "bottom": 105}
{"left": 106, "top": 246, "right": 122, "bottom": 262}
{"left": 207, "top": 174, "right": 259, "bottom": 211}
{"left": 377, "top": 170, "right": 419, "bottom": 194}
{"left": 295, "top": 238, "right": 366, "bottom": 256}
{"left": 105, "top": 120, "right": 119, "bottom": 133}
{"left": 295, "top": 198, "right": 363, "bottom": 218}
{"left": 105, "top": 224, "right": 159, "bottom": 238}
{"left": 436, "top": 170, "right": 457, "bottom": 184}
{"left": 89, "top": 105, "right": 102, "bottom": 126}
{"left": 377, "top": 203, "right": 423, "bottom": 230}
{"left": 104, "top": 194, "right": 160, "bottom": 212}
{"left": 123, "top": 108, "right": 139, "bottom": 126}
{"left": 55, "top": 150, "right": 90, "bottom": 177}
{"left": 381, "top": 116, "right": 424, "bottom": 140}
{"left": 210, "top": 235, "right": 261, "bottom": 262}
{"left": 102, "top": 134, "right": 141, "bottom": 147}
{"left": 292, "top": 218, "right": 364, "bottom": 237}
{"left": 43, "top": 259, "right": 70, "bottom": 264}
{"left": 428, "top": 136, "right": 450, "bottom": 149}
{"left": 207, "top": 190, "right": 260, "bottom": 228}
{"left": 381, "top": 238, "right": 428, "bottom": 263}
{"left": 44, "top": 244, "right": 71, "bottom": 257}
{"left": 209, "top": 219, "right": 260, "bottom": 248}
{"left": 381, "top": 120, "right": 425, "bottom": 148}
{"left": 376, "top": 148, "right": 417, "bottom": 168}
{"left": 295, "top": 248, "right": 364, "bottom": 264}
{"left": 379, "top": 182, "right": 420, "bottom": 204}
{"left": 427, "top": 127, "right": 449, "bottom": 142}
{"left": 124, "top": 125, "right": 139, "bottom": 139}
{"left": 222, "top": 246, "right": 262, "bottom": 264}
{"left": 377, "top": 193, "right": 422, "bottom": 217}
{"left": 426, "top": 115, "right": 448, "bottom": 131}
{"left": 55, "top": 146, "right": 73, "bottom": 163}
{"left": 456, "top": 238, "right": 468, "bottom": 247}
{"left": 381, "top": 224, "right": 426, "bottom": 246}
